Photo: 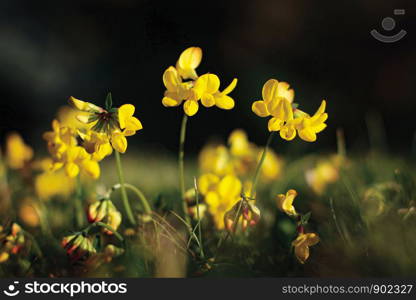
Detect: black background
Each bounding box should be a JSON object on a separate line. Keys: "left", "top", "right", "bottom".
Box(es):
{"left": 0, "top": 0, "right": 415, "bottom": 155}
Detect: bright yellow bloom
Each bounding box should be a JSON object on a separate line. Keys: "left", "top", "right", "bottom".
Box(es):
{"left": 162, "top": 47, "right": 237, "bottom": 116}
{"left": 252, "top": 79, "right": 327, "bottom": 142}
{"left": 69, "top": 96, "right": 143, "bottom": 153}
{"left": 199, "top": 144, "right": 233, "bottom": 176}
{"left": 198, "top": 173, "right": 242, "bottom": 229}
{"left": 292, "top": 232, "right": 320, "bottom": 264}
{"left": 276, "top": 189, "right": 298, "bottom": 216}
{"left": 6, "top": 132, "right": 33, "bottom": 169}
{"left": 57, "top": 106, "right": 90, "bottom": 130}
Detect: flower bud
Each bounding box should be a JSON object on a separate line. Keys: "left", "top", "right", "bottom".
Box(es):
{"left": 61, "top": 233, "right": 96, "bottom": 262}
{"left": 87, "top": 199, "right": 122, "bottom": 235}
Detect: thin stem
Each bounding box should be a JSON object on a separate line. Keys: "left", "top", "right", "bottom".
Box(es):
{"left": 111, "top": 183, "right": 152, "bottom": 215}
{"left": 95, "top": 222, "right": 124, "bottom": 243}
{"left": 114, "top": 151, "right": 136, "bottom": 226}
{"left": 194, "top": 177, "right": 205, "bottom": 259}
{"left": 178, "top": 114, "right": 191, "bottom": 225}
{"left": 74, "top": 175, "right": 85, "bottom": 228}
{"left": 250, "top": 132, "right": 276, "bottom": 198}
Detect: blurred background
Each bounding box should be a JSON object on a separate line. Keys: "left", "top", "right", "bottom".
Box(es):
{"left": 0, "top": 0, "right": 415, "bottom": 156}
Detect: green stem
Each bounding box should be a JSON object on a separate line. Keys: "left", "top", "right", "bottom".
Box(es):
{"left": 194, "top": 178, "right": 205, "bottom": 259}
{"left": 111, "top": 183, "right": 152, "bottom": 215}
{"left": 250, "top": 132, "right": 276, "bottom": 198}
{"left": 114, "top": 151, "right": 136, "bottom": 226}
{"left": 95, "top": 222, "right": 124, "bottom": 243}
{"left": 74, "top": 175, "right": 85, "bottom": 228}
{"left": 178, "top": 114, "right": 191, "bottom": 225}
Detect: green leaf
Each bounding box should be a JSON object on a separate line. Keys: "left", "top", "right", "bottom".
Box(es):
{"left": 301, "top": 211, "right": 311, "bottom": 225}
{"left": 105, "top": 92, "right": 113, "bottom": 110}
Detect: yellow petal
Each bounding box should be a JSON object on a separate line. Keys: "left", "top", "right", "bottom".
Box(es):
{"left": 218, "top": 175, "right": 242, "bottom": 199}
{"left": 306, "top": 233, "right": 320, "bottom": 246}
{"left": 198, "top": 173, "right": 220, "bottom": 195}
{"left": 294, "top": 244, "right": 309, "bottom": 264}
{"left": 252, "top": 100, "right": 269, "bottom": 117}
{"left": 118, "top": 104, "right": 135, "bottom": 129}
{"left": 194, "top": 74, "right": 220, "bottom": 95}
{"left": 268, "top": 117, "right": 283, "bottom": 132}
{"left": 176, "top": 47, "right": 202, "bottom": 79}
{"left": 82, "top": 159, "right": 100, "bottom": 179}
{"left": 162, "top": 96, "right": 182, "bottom": 107}
{"left": 201, "top": 93, "right": 215, "bottom": 107}
{"left": 215, "top": 95, "right": 235, "bottom": 110}
{"left": 65, "top": 162, "right": 80, "bottom": 178}
{"left": 162, "top": 66, "right": 181, "bottom": 91}
{"left": 298, "top": 128, "right": 317, "bottom": 142}
{"left": 111, "top": 132, "right": 128, "bottom": 153}
{"left": 262, "top": 79, "right": 280, "bottom": 103}
{"left": 280, "top": 124, "right": 297, "bottom": 141}
{"left": 69, "top": 96, "right": 101, "bottom": 112}
{"left": 222, "top": 78, "right": 238, "bottom": 95}
{"left": 126, "top": 116, "right": 143, "bottom": 131}
{"left": 183, "top": 100, "right": 199, "bottom": 116}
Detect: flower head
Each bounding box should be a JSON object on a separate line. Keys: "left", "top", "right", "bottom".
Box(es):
{"left": 6, "top": 132, "right": 33, "bottom": 169}
{"left": 69, "top": 95, "right": 143, "bottom": 153}
{"left": 252, "top": 79, "right": 327, "bottom": 142}
{"left": 198, "top": 174, "right": 242, "bottom": 229}
{"left": 61, "top": 233, "right": 96, "bottom": 262}
{"left": 292, "top": 232, "right": 320, "bottom": 264}
{"left": 0, "top": 223, "right": 25, "bottom": 263}
{"left": 87, "top": 198, "right": 122, "bottom": 235}
{"left": 276, "top": 189, "right": 298, "bottom": 217}
{"left": 162, "top": 47, "right": 237, "bottom": 116}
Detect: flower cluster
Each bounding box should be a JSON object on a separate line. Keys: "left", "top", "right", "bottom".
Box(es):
{"left": 0, "top": 223, "right": 25, "bottom": 263}
{"left": 87, "top": 198, "right": 122, "bottom": 235}
{"left": 277, "top": 189, "right": 319, "bottom": 264}
{"left": 162, "top": 47, "right": 238, "bottom": 116}
{"left": 42, "top": 95, "right": 143, "bottom": 179}
{"left": 199, "top": 129, "right": 283, "bottom": 182}
{"left": 61, "top": 233, "right": 96, "bottom": 262}
{"left": 252, "top": 79, "right": 328, "bottom": 142}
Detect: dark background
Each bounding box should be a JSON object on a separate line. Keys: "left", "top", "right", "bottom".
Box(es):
{"left": 0, "top": 0, "right": 415, "bottom": 155}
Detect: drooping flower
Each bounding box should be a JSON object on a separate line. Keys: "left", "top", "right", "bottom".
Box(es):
{"left": 223, "top": 197, "right": 261, "bottom": 233}
{"left": 162, "top": 47, "right": 238, "bottom": 116}
{"left": 61, "top": 233, "right": 96, "bottom": 262}
{"left": 252, "top": 79, "right": 328, "bottom": 142}
{"left": 276, "top": 189, "right": 298, "bottom": 217}
{"left": 5, "top": 132, "right": 33, "bottom": 169}
{"left": 87, "top": 198, "right": 122, "bottom": 235}
{"left": 0, "top": 223, "right": 25, "bottom": 263}
{"left": 292, "top": 232, "right": 320, "bottom": 264}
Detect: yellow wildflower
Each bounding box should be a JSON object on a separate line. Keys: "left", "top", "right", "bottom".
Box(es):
{"left": 198, "top": 173, "right": 242, "bottom": 229}
{"left": 292, "top": 232, "right": 320, "bottom": 264}
{"left": 305, "top": 155, "right": 341, "bottom": 195}
{"left": 276, "top": 189, "right": 298, "bottom": 216}
{"left": 252, "top": 79, "right": 328, "bottom": 141}
{"left": 34, "top": 160, "right": 75, "bottom": 199}
{"left": 162, "top": 47, "right": 237, "bottom": 116}
{"left": 69, "top": 96, "right": 143, "bottom": 153}
{"left": 18, "top": 198, "right": 40, "bottom": 227}
{"left": 6, "top": 132, "right": 33, "bottom": 169}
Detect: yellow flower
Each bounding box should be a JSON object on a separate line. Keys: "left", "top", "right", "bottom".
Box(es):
{"left": 69, "top": 96, "right": 143, "bottom": 153}
{"left": 305, "top": 155, "right": 340, "bottom": 195}
{"left": 176, "top": 46, "right": 202, "bottom": 80}
{"left": 296, "top": 100, "right": 328, "bottom": 142}
{"left": 18, "top": 198, "right": 40, "bottom": 227}
{"left": 276, "top": 189, "right": 298, "bottom": 216}
{"left": 198, "top": 129, "right": 283, "bottom": 182}
{"left": 198, "top": 174, "right": 242, "bottom": 229}
{"left": 61, "top": 233, "right": 96, "bottom": 262}
{"left": 78, "top": 131, "right": 113, "bottom": 161}
{"left": 87, "top": 198, "right": 122, "bottom": 235}
{"left": 292, "top": 232, "right": 320, "bottom": 264}
{"left": 6, "top": 132, "right": 33, "bottom": 169}
{"left": 57, "top": 106, "right": 90, "bottom": 130}
{"left": 34, "top": 160, "right": 75, "bottom": 199}
{"left": 162, "top": 47, "right": 237, "bottom": 116}
{"left": 252, "top": 79, "right": 327, "bottom": 142}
